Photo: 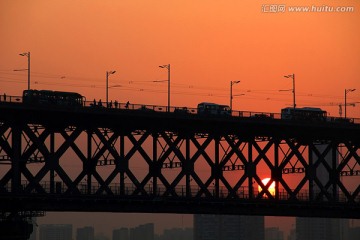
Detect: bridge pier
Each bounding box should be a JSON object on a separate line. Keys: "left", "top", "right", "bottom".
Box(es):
{"left": 0, "top": 219, "right": 33, "bottom": 240}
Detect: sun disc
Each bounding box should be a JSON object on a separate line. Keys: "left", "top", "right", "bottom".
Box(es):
{"left": 258, "top": 178, "right": 275, "bottom": 196}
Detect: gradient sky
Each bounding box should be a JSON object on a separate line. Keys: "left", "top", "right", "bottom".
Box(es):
{"left": 1, "top": 0, "right": 360, "bottom": 117}
{"left": 1, "top": 0, "right": 360, "bottom": 237}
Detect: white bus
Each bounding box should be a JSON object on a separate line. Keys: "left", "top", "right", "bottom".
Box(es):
{"left": 197, "top": 102, "right": 231, "bottom": 116}
{"left": 281, "top": 107, "right": 327, "bottom": 121}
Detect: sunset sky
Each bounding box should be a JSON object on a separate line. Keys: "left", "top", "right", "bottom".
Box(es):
{"left": 1, "top": 0, "right": 360, "bottom": 117}
{"left": 1, "top": 0, "right": 359, "bottom": 237}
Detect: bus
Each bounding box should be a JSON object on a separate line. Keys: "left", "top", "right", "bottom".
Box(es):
{"left": 23, "top": 90, "right": 85, "bottom": 107}
{"left": 281, "top": 107, "right": 327, "bottom": 121}
{"left": 197, "top": 102, "right": 231, "bottom": 116}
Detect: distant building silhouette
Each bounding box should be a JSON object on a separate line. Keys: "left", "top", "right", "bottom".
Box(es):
{"left": 77, "top": 226, "right": 94, "bottom": 240}
{"left": 113, "top": 227, "right": 129, "bottom": 240}
{"left": 348, "top": 226, "right": 360, "bottom": 239}
{"left": 287, "top": 228, "right": 296, "bottom": 240}
{"left": 155, "top": 227, "right": 193, "bottom": 240}
{"left": 39, "top": 224, "right": 72, "bottom": 240}
{"left": 194, "top": 214, "right": 264, "bottom": 240}
{"left": 296, "top": 144, "right": 349, "bottom": 240}
{"left": 130, "top": 223, "right": 154, "bottom": 240}
{"left": 265, "top": 227, "right": 284, "bottom": 240}
{"left": 296, "top": 217, "right": 349, "bottom": 240}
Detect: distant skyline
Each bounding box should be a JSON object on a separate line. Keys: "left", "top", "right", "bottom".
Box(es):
{"left": 33, "top": 216, "right": 360, "bottom": 240}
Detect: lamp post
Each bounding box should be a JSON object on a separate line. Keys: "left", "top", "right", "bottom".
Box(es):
{"left": 159, "top": 64, "right": 170, "bottom": 112}
{"left": 106, "top": 70, "right": 116, "bottom": 104}
{"left": 344, "top": 88, "right": 356, "bottom": 118}
{"left": 230, "top": 80, "right": 240, "bottom": 110}
{"left": 284, "top": 74, "right": 295, "bottom": 110}
{"left": 19, "top": 52, "right": 30, "bottom": 90}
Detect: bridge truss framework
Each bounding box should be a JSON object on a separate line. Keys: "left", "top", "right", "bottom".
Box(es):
{"left": 0, "top": 104, "right": 360, "bottom": 219}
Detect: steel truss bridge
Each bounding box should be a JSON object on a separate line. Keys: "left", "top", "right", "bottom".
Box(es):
{"left": 0, "top": 100, "right": 360, "bottom": 222}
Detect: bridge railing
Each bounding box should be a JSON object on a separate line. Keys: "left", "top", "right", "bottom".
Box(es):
{"left": 1, "top": 181, "right": 359, "bottom": 204}
{"left": 0, "top": 94, "right": 22, "bottom": 103}
{"left": 1, "top": 94, "right": 359, "bottom": 124}
{"left": 83, "top": 100, "right": 360, "bottom": 125}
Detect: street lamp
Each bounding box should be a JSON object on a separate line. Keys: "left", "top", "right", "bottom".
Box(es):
{"left": 19, "top": 52, "right": 30, "bottom": 90}
{"left": 284, "top": 74, "right": 295, "bottom": 110}
{"left": 106, "top": 70, "right": 116, "bottom": 104}
{"left": 230, "top": 80, "right": 240, "bottom": 110}
{"left": 159, "top": 64, "right": 170, "bottom": 112}
{"left": 344, "top": 88, "right": 356, "bottom": 118}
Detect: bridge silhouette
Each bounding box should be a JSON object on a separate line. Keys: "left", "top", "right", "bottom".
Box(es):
{"left": 0, "top": 95, "right": 360, "bottom": 224}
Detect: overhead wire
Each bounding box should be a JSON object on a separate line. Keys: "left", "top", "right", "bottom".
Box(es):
{"left": 0, "top": 69, "right": 358, "bottom": 106}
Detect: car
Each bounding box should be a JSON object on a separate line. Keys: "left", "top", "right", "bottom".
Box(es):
{"left": 174, "top": 107, "right": 190, "bottom": 114}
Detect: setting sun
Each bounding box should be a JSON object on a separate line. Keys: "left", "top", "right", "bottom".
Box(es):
{"left": 258, "top": 178, "right": 275, "bottom": 196}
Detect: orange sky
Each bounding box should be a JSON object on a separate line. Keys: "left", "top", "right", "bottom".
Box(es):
{"left": 1, "top": 0, "right": 360, "bottom": 237}
{"left": 1, "top": 0, "right": 360, "bottom": 118}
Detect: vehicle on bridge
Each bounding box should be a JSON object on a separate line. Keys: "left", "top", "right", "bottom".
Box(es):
{"left": 197, "top": 102, "right": 231, "bottom": 116}
{"left": 250, "top": 113, "right": 273, "bottom": 118}
{"left": 23, "top": 90, "right": 85, "bottom": 107}
{"left": 281, "top": 107, "right": 327, "bottom": 121}
{"left": 174, "top": 107, "right": 191, "bottom": 114}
